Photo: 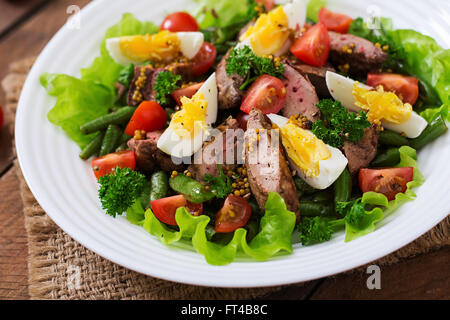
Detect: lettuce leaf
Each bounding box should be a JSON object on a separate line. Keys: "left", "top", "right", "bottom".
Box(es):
{"left": 41, "top": 14, "right": 158, "bottom": 149}
{"left": 137, "top": 192, "right": 296, "bottom": 265}
{"left": 41, "top": 73, "right": 115, "bottom": 148}
{"left": 307, "top": 0, "right": 327, "bottom": 23}
{"left": 192, "top": 0, "right": 256, "bottom": 29}
{"left": 344, "top": 146, "right": 425, "bottom": 241}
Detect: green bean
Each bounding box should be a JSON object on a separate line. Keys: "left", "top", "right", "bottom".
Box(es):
{"left": 299, "top": 201, "right": 334, "bottom": 217}
{"left": 115, "top": 142, "right": 130, "bottom": 152}
{"left": 371, "top": 148, "right": 400, "bottom": 167}
{"left": 99, "top": 125, "right": 122, "bottom": 156}
{"left": 150, "top": 171, "right": 169, "bottom": 201}
{"left": 312, "top": 190, "right": 334, "bottom": 203}
{"left": 379, "top": 130, "right": 409, "bottom": 147}
{"left": 334, "top": 168, "right": 352, "bottom": 205}
{"left": 79, "top": 132, "right": 105, "bottom": 160}
{"left": 118, "top": 133, "right": 132, "bottom": 145}
{"left": 80, "top": 107, "right": 136, "bottom": 134}
{"left": 410, "top": 115, "right": 448, "bottom": 150}
{"left": 294, "top": 176, "right": 317, "bottom": 197}
{"left": 169, "top": 174, "right": 215, "bottom": 204}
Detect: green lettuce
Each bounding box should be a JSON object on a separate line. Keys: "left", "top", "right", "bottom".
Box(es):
{"left": 192, "top": 0, "right": 256, "bottom": 29}
{"left": 41, "top": 14, "right": 158, "bottom": 149}
{"left": 129, "top": 192, "right": 296, "bottom": 265}
{"left": 348, "top": 17, "right": 450, "bottom": 121}
{"left": 306, "top": 0, "right": 326, "bottom": 22}
{"left": 345, "top": 146, "right": 425, "bottom": 241}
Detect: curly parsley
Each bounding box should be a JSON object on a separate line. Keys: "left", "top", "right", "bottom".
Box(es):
{"left": 297, "top": 217, "right": 345, "bottom": 246}
{"left": 98, "top": 167, "right": 146, "bottom": 218}
{"left": 154, "top": 71, "right": 181, "bottom": 105}
{"left": 226, "top": 45, "right": 284, "bottom": 90}
{"left": 203, "top": 164, "right": 232, "bottom": 199}
{"left": 312, "top": 99, "right": 371, "bottom": 148}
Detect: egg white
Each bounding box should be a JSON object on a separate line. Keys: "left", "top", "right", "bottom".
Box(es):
{"left": 106, "top": 32, "right": 204, "bottom": 66}
{"left": 325, "top": 71, "right": 428, "bottom": 139}
{"left": 238, "top": 0, "right": 306, "bottom": 56}
{"left": 268, "top": 114, "right": 348, "bottom": 190}
{"left": 157, "top": 73, "right": 218, "bottom": 158}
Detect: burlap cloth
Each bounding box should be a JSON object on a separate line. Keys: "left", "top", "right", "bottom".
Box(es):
{"left": 2, "top": 57, "right": 449, "bottom": 300}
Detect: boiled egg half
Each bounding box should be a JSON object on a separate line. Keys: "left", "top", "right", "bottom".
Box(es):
{"left": 157, "top": 73, "right": 218, "bottom": 158}
{"left": 237, "top": 0, "right": 306, "bottom": 57}
{"left": 268, "top": 114, "right": 348, "bottom": 190}
{"left": 106, "top": 31, "right": 204, "bottom": 65}
{"left": 326, "top": 71, "right": 428, "bottom": 138}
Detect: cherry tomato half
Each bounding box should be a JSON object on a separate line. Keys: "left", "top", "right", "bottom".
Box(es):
{"left": 191, "top": 42, "right": 217, "bottom": 77}
{"left": 359, "top": 167, "right": 414, "bottom": 201}
{"left": 240, "top": 75, "right": 287, "bottom": 114}
{"left": 151, "top": 195, "right": 203, "bottom": 226}
{"left": 172, "top": 82, "right": 204, "bottom": 105}
{"left": 367, "top": 73, "right": 419, "bottom": 105}
{"left": 160, "top": 12, "right": 199, "bottom": 32}
{"left": 318, "top": 8, "right": 353, "bottom": 33}
{"left": 290, "top": 22, "right": 330, "bottom": 67}
{"left": 91, "top": 151, "right": 136, "bottom": 179}
{"left": 125, "top": 101, "right": 167, "bottom": 136}
{"left": 215, "top": 195, "right": 252, "bottom": 233}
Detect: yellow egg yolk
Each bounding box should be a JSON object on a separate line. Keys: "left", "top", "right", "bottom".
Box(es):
{"left": 279, "top": 122, "right": 331, "bottom": 177}
{"left": 241, "top": 6, "right": 290, "bottom": 56}
{"left": 119, "top": 31, "right": 180, "bottom": 63}
{"left": 170, "top": 92, "right": 208, "bottom": 138}
{"left": 352, "top": 83, "right": 412, "bottom": 126}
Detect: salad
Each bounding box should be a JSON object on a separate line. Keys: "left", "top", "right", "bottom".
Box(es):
{"left": 41, "top": 0, "right": 449, "bottom": 265}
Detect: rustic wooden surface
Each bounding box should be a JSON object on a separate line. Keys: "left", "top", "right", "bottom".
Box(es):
{"left": 0, "top": 0, "right": 448, "bottom": 300}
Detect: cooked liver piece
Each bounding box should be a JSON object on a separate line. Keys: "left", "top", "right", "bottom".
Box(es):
{"left": 281, "top": 62, "right": 320, "bottom": 122}
{"left": 127, "top": 62, "right": 193, "bottom": 106}
{"left": 245, "top": 109, "right": 300, "bottom": 221}
{"left": 188, "top": 117, "right": 241, "bottom": 181}
{"left": 216, "top": 50, "right": 246, "bottom": 110}
{"left": 328, "top": 31, "right": 387, "bottom": 76}
{"left": 289, "top": 60, "right": 336, "bottom": 98}
{"left": 343, "top": 125, "right": 379, "bottom": 175}
{"left": 128, "top": 131, "right": 184, "bottom": 173}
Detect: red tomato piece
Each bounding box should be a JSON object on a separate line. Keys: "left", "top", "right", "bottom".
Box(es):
{"left": 215, "top": 195, "right": 252, "bottom": 233}
{"left": 318, "top": 7, "right": 353, "bottom": 33}
{"left": 290, "top": 23, "right": 330, "bottom": 67}
{"left": 367, "top": 73, "right": 419, "bottom": 105}
{"left": 151, "top": 195, "right": 203, "bottom": 226}
{"left": 0, "top": 106, "right": 3, "bottom": 130}
{"left": 236, "top": 112, "right": 250, "bottom": 131}
{"left": 255, "top": 0, "right": 275, "bottom": 11}
{"left": 172, "top": 82, "right": 204, "bottom": 105}
{"left": 160, "top": 12, "right": 199, "bottom": 32}
{"left": 191, "top": 42, "right": 217, "bottom": 77}
{"left": 359, "top": 167, "right": 414, "bottom": 201}
{"left": 240, "top": 75, "right": 287, "bottom": 114}
{"left": 91, "top": 151, "right": 136, "bottom": 179}
{"left": 124, "top": 101, "right": 167, "bottom": 136}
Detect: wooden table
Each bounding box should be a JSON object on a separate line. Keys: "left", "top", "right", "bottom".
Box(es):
{"left": 0, "top": 0, "right": 448, "bottom": 300}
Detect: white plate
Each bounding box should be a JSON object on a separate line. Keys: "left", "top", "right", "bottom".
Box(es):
{"left": 15, "top": 0, "right": 450, "bottom": 287}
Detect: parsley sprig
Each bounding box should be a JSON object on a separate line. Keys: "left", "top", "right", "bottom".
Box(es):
{"left": 312, "top": 99, "right": 371, "bottom": 148}
{"left": 98, "top": 167, "right": 146, "bottom": 218}
{"left": 298, "top": 199, "right": 368, "bottom": 245}
{"left": 154, "top": 71, "right": 181, "bottom": 105}
{"left": 225, "top": 45, "right": 284, "bottom": 90}
{"left": 203, "top": 164, "right": 232, "bottom": 199}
